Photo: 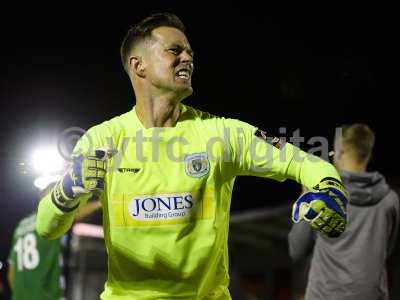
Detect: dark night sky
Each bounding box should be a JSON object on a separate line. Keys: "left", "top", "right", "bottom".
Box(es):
{"left": 0, "top": 2, "right": 397, "bottom": 277}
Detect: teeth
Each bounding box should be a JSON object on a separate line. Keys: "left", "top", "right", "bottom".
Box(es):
{"left": 177, "top": 70, "right": 190, "bottom": 79}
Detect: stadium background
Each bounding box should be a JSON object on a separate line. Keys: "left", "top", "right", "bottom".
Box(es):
{"left": 0, "top": 2, "right": 397, "bottom": 299}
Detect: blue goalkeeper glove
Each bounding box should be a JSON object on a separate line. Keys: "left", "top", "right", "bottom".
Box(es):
{"left": 292, "top": 177, "right": 348, "bottom": 238}
{"left": 51, "top": 149, "right": 110, "bottom": 212}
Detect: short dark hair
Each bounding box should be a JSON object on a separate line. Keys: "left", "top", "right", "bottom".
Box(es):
{"left": 340, "top": 123, "right": 375, "bottom": 163}
{"left": 120, "top": 13, "right": 186, "bottom": 73}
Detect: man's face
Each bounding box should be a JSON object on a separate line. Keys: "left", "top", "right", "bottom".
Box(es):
{"left": 143, "top": 26, "right": 194, "bottom": 99}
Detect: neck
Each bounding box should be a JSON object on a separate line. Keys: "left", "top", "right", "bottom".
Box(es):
{"left": 135, "top": 95, "right": 182, "bottom": 128}
{"left": 337, "top": 155, "right": 368, "bottom": 173}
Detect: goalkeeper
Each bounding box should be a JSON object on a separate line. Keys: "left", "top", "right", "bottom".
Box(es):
{"left": 36, "top": 13, "right": 348, "bottom": 299}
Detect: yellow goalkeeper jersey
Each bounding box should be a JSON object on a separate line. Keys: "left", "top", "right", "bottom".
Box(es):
{"left": 37, "top": 104, "right": 341, "bottom": 299}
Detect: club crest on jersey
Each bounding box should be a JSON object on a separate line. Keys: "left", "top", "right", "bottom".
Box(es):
{"left": 184, "top": 152, "right": 210, "bottom": 178}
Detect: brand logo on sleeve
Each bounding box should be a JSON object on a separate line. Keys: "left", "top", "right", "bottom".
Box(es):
{"left": 128, "top": 193, "right": 195, "bottom": 221}
{"left": 184, "top": 152, "right": 210, "bottom": 178}
{"left": 118, "top": 168, "right": 141, "bottom": 173}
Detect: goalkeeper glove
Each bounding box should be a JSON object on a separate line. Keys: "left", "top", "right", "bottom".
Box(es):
{"left": 51, "top": 149, "right": 110, "bottom": 212}
{"left": 292, "top": 177, "right": 348, "bottom": 238}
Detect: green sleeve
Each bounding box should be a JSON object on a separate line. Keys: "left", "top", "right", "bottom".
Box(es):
{"left": 284, "top": 144, "right": 341, "bottom": 190}
{"left": 224, "top": 119, "right": 291, "bottom": 181}
{"left": 226, "top": 119, "right": 341, "bottom": 188}
{"left": 243, "top": 140, "right": 340, "bottom": 189}
{"left": 36, "top": 127, "right": 100, "bottom": 239}
{"left": 36, "top": 192, "right": 91, "bottom": 239}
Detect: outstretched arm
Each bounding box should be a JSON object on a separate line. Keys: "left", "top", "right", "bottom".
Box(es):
{"left": 229, "top": 120, "right": 348, "bottom": 237}
{"left": 36, "top": 149, "right": 109, "bottom": 239}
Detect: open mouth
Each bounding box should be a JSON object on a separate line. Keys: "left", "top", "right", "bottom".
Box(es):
{"left": 176, "top": 69, "right": 191, "bottom": 80}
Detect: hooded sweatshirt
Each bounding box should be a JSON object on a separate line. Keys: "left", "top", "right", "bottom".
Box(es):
{"left": 288, "top": 171, "right": 399, "bottom": 300}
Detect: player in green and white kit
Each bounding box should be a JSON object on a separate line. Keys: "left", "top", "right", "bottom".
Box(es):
{"left": 8, "top": 213, "right": 66, "bottom": 300}
{"left": 36, "top": 13, "right": 348, "bottom": 299}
